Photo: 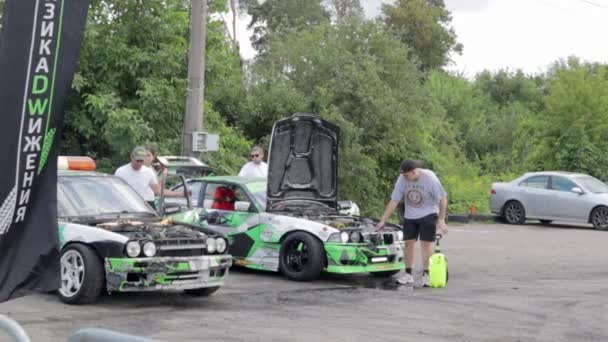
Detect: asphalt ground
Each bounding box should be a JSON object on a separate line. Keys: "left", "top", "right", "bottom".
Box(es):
{"left": 1, "top": 221, "right": 607, "bottom": 342}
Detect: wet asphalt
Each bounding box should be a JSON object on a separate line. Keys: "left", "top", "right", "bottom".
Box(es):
{"left": 1, "top": 221, "right": 607, "bottom": 342}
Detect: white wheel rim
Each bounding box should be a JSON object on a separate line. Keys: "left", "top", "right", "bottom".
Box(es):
{"left": 59, "top": 250, "right": 85, "bottom": 298}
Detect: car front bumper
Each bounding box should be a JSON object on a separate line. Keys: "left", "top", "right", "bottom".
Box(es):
{"left": 104, "top": 255, "right": 232, "bottom": 292}
{"left": 324, "top": 243, "right": 405, "bottom": 274}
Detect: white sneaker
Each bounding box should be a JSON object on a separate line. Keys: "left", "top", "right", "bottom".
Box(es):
{"left": 396, "top": 273, "right": 414, "bottom": 285}
{"left": 422, "top": 272, "right": 430, "bottom": 287}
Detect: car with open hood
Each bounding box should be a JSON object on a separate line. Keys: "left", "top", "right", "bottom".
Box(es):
{"left": 57, "top": 157, "right": 232, "bottom": 304}
{"left": 169, "top": 113, "right": 405, "bottom": 281}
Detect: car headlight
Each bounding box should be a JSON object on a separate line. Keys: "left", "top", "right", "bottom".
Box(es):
{"left": 349, "top": 232, "right": 362, "bottom": 243}
{"left": 397, "top": 231, "right": 404, "bottom": 241}
{"left": 142, "top": 241, "right": 157, "bottom": 257}
{"left": 216, "top": 238, "right": 227, "bottom": 253}
{"left": 126, "top": 241, "right": 141, "bottom": 257}
{"left": 340, "top": 232, "right": 349, "bottom": 243}
{"left": 206, "top": 237, "right": 217, "bottom": 253}
{"left": 327, "top": 232, "right": 350, "bottom": 243}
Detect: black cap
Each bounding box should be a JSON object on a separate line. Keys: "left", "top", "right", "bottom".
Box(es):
{"left": 399, "top": 159, "right": 420, "bottom": 173}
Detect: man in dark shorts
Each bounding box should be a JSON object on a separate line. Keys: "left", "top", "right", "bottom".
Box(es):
{"left": 376, "top": 160, "right": 448, "bottom": 287}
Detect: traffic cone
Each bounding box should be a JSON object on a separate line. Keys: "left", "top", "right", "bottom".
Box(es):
{"left": 469, "top": 203, "right": 477, "bottom": 216}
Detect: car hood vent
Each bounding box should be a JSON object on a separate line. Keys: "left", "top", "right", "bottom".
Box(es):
{"left": 267, "top": 113, "right": 340, "bottom": 210}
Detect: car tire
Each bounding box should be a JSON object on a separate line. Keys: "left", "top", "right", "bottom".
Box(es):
{"left": 58, "top": 244, "right": 105, "bottom": 304}
{"left": 590, "top": 206, "right": 608, "bottom": 230}
{"left": 279, "top": 232, "right": 324, "bottom": 281}
{"left": 184, "top": 286, "right": 220, "bottom": 297}
{"left": 539, "top": 220, "right": 553, "bottom": 225}
{"left": 369, "top": 270, "right": 401, "bottom": 278}
{"left": 503, "top": 201, "right": 526, "bottom": 224}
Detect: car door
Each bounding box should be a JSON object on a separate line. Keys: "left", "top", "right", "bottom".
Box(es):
{"left": 545, "top": 176, "right": 589, "bottom": 221}
{"left": 518, "top": 175, "right": 550, "bottom": 218}
{"left": 200, "top": 182, "right": 260, "bottom": 258}
{"left": 168, "top": 179, "right": 203, "bottom": 207}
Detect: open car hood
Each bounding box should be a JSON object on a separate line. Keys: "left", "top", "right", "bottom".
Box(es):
{"left": 267, "top": 113, "right": 340, "bottom": 210}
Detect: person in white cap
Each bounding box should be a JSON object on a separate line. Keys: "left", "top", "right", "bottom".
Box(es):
{"left": 115, "top": 146, "right": 184, "bottom": 208}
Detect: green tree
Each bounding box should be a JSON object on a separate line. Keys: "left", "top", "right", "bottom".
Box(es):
{"left": 242, "top": 18, "right": 473, "bottom": 215}
{"left": 474, "top": 69, "right": 544, "bottom": 113}
{"left": 324, "top": 0, "right": 363, "bottom": 22}
{"left": 516, "top": 58, "right": 608, "bottom": 180}
{"left": 382, "top": 0, "right": 463, "bottom": 70}
{"left": 61, "top": 0, "right": 250, "bottom": 172}
{"left": 0, "top": 0, "right": 5, "bottom": 31}
{"left": 240, "top": 0, "right": 330, "bottom": 53}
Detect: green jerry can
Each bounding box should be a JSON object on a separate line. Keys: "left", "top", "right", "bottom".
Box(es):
{"left": 428, "top": 234, "right": 448, "bottom": 288}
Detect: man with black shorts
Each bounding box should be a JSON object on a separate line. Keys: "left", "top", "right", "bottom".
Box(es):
{"left": 376, "top": 160, "right": 448, "bottom": 287}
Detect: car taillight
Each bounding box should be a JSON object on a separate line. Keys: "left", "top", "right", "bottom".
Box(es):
{"left": 490, "top": 189, "right": 496, "bottom": 195}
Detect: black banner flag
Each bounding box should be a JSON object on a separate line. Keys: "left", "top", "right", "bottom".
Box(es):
{"left": 0, "top": 0, "right": 90, "bottom": 302}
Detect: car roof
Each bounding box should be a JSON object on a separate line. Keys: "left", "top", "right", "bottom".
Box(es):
{"left": 192, "top": 175, "right": 266, "bottom": 184}
{"left": 58, "top": 170, "right": 112, "bottom": 177}
{"left": 522, "top": 171, "right": 589, "bottom": 178}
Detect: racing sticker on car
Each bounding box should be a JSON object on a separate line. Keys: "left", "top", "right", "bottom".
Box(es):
{"left": 318, "top": 227, "right": 330, "bottom": 239}
{"left": 248, "top": 248, "right": 280, "bottom": 271}
{"left": 261, "top": 227, "right": 274, "bottom": 241}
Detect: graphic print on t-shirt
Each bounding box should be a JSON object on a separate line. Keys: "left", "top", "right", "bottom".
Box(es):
{"left": 406, "top": 188, "right": 425, "bottom": 207}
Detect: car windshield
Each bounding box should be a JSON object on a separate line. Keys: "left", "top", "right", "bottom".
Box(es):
{"left": 245, "top": 181, "right": 267, "bottom": 210}
{"left": 573, "top": 176, "right": 608, "bottom": 194}
{"left": 58, "top": 175, "right": 157, "bottom": 218}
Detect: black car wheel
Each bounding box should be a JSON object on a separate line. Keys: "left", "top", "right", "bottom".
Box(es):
{"left": 184, "top": 286, "right": 220, "bottom": 297}
{"left": 279, "top": 232, "right": 324, "bottom": 281}
{"left": 539, "top": 220, "right": 553, "bottom": 225}
{"left": 58, "top": 244, "right": 104, "bottom": 304}
{"left": 369, "top": 270, "right": 401, "bottom": 278}
{"left": 503, "top": 201, "right": 526, "bottom": 224}
{"left": 591, "top": 206, "right": 608, "bottom": 230}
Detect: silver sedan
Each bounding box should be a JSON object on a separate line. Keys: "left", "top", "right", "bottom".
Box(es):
{"left": 490, "top": 171, "right": 608, "bottom": 229}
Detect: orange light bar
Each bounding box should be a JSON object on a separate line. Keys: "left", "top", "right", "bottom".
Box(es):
{"left": 58, "top": 156, "right": 96, "bottom": 171}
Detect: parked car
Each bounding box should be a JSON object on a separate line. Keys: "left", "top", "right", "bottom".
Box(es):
{"left": 57, "top": 157, "right": 232, "bottom": 304}
{"left": 490, "top": 171, "right": 608, "bottom": 229}
{"left": 155, "top": 155, "right": 214, "bottom": 178}
{"left": 169, "top": 113, "right": 405, "bottom": 281}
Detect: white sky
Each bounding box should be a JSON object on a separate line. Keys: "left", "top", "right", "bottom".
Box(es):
{"left": 232, "top": 0, "right": 608, "bottom": 77}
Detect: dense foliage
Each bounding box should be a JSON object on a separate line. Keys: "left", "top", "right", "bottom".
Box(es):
{"left": 382, "top": 0, "right": 463, "bottom": 71}
{"left": 3, "top": 0, "right": 604, "bottom": 219}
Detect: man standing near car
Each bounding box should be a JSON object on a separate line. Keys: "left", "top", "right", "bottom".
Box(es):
{"left": 238, "top": 146, "right": 268, "bottom": 178}
{"left": 115, "top": 146, "right": 184, "bottom": 208}
{"left": 376, "top": 159, "right": 448, "bottom": 287}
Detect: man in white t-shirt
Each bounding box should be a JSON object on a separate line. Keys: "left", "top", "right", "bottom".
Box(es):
{"left": 115, "top": 146, "right": 184, "bottom": 207}
{"left": 238, "top": 146, "right": 268, "bottom": 178}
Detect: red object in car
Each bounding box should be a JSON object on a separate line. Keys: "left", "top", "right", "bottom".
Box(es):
{"left": 490, "top": 189, "right": 496, "bottom": 195}
{"left": 212, "top": 187, "right": 236, "bottom": 210}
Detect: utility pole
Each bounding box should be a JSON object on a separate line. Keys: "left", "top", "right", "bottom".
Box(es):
{"left": 182, "top": 0, "right": 207, "bottom": 158}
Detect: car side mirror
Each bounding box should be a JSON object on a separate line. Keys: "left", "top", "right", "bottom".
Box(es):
{"left": 571, "top": 187, "right": 584, "bottom": 195}
{"left": 338, "top": 200, "right": 360, "bottom": 216}
{"left": 234, "top": 201, "right": 253, "bottom": 212}
{"left": 337, "top": 201, "right": 351, "bottom": 210}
